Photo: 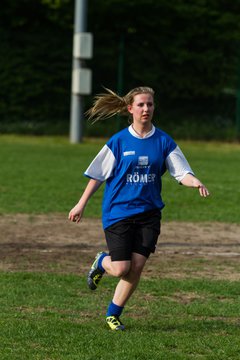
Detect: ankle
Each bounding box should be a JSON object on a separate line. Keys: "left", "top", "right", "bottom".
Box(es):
{"left": 106, "top": 301, "right": 124, "bottom": 317}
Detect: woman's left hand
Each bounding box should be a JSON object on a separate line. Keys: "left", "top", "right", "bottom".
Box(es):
{"left": 197, "top": 184, "right": 210, "bottom": 197}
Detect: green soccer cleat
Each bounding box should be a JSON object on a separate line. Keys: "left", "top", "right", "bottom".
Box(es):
{"left": 87, "top": 251, "right": 106, "bottom": 290}
{"left": 106, "top": 315, "right": 125, "bottom": 331}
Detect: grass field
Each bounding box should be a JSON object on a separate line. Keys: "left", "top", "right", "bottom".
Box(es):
{"left": 1, "top": 273, "right": 240, "bottom": 359}
{"left": 0, "top": 135, "right": 240, "bottom": 222}
{"left": 0, "top": 135, "right": 240, "bottom": 359}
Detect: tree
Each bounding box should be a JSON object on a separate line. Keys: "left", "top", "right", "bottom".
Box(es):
{"left": 0, "top": 0, "right": 240, "bottom": 137}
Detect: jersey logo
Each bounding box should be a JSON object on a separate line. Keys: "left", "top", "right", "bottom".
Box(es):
{"left": 138, "top": 156, "right": 148, "bottom": 166}
{"left": 123, "top": 151, "right": 135, "bottom": 156}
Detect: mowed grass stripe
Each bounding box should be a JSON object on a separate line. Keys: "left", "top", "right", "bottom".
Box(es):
{"left": 0, "top": 272, "right": 240, "bottom": 359}
{"left": 0, "top": 135, "right": 240, "bottom": 222}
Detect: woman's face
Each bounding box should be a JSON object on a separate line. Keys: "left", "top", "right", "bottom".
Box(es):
{"left": 127, "top": 93, "right": 154, "bottom": 126}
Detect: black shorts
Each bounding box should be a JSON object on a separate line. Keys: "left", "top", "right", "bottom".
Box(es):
{"left": 104, "top": 209, "right": 161, "bottom": 261}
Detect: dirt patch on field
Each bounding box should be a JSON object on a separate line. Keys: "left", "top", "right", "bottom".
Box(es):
{"left": 0, "top": 214, "right": 240, "bottom": 280}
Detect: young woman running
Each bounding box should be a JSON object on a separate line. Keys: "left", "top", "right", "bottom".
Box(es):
{"left": 68, "top": 87, "right": 210, "bottom": 331}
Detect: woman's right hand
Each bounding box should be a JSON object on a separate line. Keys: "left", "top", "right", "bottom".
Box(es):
{"left": 68, "top": 178, "right": 103, "bottom": 224}
{"left": 68, "top": 202, "right": 85, "bottom": 223}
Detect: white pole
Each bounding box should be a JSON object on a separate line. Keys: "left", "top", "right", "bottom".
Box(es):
{"left": 70, "top": 0, "right": 87, "bottom": 143}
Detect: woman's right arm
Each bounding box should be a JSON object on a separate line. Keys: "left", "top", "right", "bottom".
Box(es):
{"left": 68, "top": 178, "right": 103, "bottom": 223}
{"left": 69, "top": 142, "right": 116, "bottom": 224}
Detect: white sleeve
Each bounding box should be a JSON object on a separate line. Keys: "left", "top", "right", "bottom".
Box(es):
{"left": 165, "top": 145, "right": 194, "bottom": 183}
{"left": 84, "top": 144, "right": 117, "bottom": 181}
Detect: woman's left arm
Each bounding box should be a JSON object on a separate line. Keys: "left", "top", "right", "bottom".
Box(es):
{"left": 165, "top": 145, "right": 210, "bottom": 197}
{"left": 180, "top": 173, "right": 210, "bottom": 197}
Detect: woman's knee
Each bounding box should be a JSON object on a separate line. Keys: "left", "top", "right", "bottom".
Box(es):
{"left": 111, "top": 261, "right": 131, "bottom": 277}
{"left": 130, "top": 253, "right": 148, "bottom": 275}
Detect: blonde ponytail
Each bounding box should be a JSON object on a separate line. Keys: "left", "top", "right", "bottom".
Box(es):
{"left": 85, "top": 88, "right": 128, "bottom": 123}
{"left": 86, "top": 86, "right": 155, "bottom": 123}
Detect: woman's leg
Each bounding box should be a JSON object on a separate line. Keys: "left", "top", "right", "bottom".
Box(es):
{"left": 111, "top": 252, "right": 147, "bottom": 306}
{"left": 104, "top": 252, "right": 147, "bottom": 330}
{"left": 102, "top": 252, "right": 147, "bottom": 306}
{"left": 102, "top": 256, "right": 131, "bottom": 277}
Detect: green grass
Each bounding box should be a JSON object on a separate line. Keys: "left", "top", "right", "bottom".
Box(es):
{"left": 1, "top": 272, "right": 240, "bottom": 359}
{"left": 0, "top": 135, "right": 240, "bottom": 222}
{"left": 0, "top": 135, "right": 240, "bottom": 358}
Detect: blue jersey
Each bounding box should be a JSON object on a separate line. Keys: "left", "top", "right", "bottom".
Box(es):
{"left": 85, "top": 126, "right": 193, "bottom": 229}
